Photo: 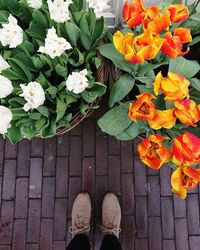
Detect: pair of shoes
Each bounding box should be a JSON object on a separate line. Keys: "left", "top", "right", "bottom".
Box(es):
{"left": 69, "top": 192, "right": 121, "bottom": 239}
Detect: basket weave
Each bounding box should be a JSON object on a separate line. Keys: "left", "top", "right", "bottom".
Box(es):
{"left": 36, "top": 55, "right": 109, "bottom": 137}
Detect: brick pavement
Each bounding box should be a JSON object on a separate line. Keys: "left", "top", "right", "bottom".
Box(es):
{"left": 0, "top": 105, "right": 200, "bottom": 250}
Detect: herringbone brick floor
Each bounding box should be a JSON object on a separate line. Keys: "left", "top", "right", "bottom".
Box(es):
{"left": 0, "top": 101, "right": 200, "bottom": 250}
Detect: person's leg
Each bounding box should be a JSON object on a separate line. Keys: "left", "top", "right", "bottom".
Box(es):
{"left": 67, "top": 192, "right": 92, "bottom": 250}
{"left": 99, "top": 193, "right": 122, "bottom": 250}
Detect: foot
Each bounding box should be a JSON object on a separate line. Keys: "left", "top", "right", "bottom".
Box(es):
{"left": 100, "top": 192, "right": 121, "bottom": 238}
{"left": 69, "top": 192, "right": 91, "bottom": 238}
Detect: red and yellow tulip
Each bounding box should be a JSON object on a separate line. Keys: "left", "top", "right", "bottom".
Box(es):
{"left": 154, "top": 72, "right": 190, "bottom": 101}
{"left": 161, "top": 28, "right": 192, "bottom": 58}
{"left": 128, "top": 92, "right": 156, "bottom": 122}
{"left": 174, "top": 99, "right": 200, "bottom": 127}
{"left": 171, "top": 166, "right": 200, "bottom": 199}
{"left": 142, "top": 5, "right": 162, "bottom": 29}
{"left": 167, "top": 4, "right": 189, "bottom": 23}
{"left": 122, "top": 0, "right": 146, "bottom": 28}
{"left": 138, "top": 134, "right": 171, "bottom": 170}
{"left": 172, "top": 132, "right": 200, "bottom": 167}
{"left": 148, "top": 109, "right": 177, "bottom": 130}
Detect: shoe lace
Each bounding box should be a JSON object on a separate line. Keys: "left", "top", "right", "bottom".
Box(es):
{"left": 98, "top": 216, "right": 121, "bottom": 236}
{"left": 68, "top": 214, "right": 90, "bottom": 235}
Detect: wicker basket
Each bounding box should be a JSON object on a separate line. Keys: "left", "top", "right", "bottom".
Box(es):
{"left": 36, "top": 55, "right": 109, "bottom": 137}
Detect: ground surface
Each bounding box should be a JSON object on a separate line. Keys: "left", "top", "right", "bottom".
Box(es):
{"left": 0, "top": 103, "right": 200, "bottom": 250}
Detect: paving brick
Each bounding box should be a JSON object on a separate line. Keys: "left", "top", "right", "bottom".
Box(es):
{"left": 26, "top": 244, "right": 38, "bottom": 250}
{"left": 13, "top": 219, "right": 26, "bottom": 250}
{"left": 83, "top": 119, "right": 95, "bottom": 156}
{"left": 56, "top": 157, "right": 68, "bottom": 198}
{"left": 160, "top": 164, "right": 172, "bottom": 196}
{"left": 108, "top": 137, "right": 120, "bottom": 155}
{"left": 82, "top": 158, "right": 95, "bottom": 196}
{"left": 29, "top": 158, "right": 42, "bottom": 198}
{"left": 108, "top": 156, "right": 121, "bottom": 195}
{"left": 175, "top": 218, "right": 189, "bottom": 250}
{"left": 15, "top": 178, "right": 28, "bottom": 218}
{"left": 148, "top": 176, "right": 160, "bottom": 216}
{"left": 27, "top": 200, "right": 41, "bottom": 243}
{"left": 68, "top": 177, "right": 81, "bottom": 217}
{"left": 173, "top": 195, "right": 186, "bottom": 218}
{"left": 0, "top": 137, "right": 5, "bottom": 176}
{"left": 54, "top": 199, "right": 67, "bottom": 241}
{"left": 189, "top": 236, "right": 200, "bottom": 250}
{"left": 31, "top": 138, "right": 43, "bottom": 157}
{"left": 2, "top": 160, "right": 16, "bottom": 200}
{"left": 187, "top": 194, "right": 200, "bottom": 235}
{"left": 0, "top": 247, "right": 11, "bottom": 250}
{"left": 161, "top": 197, "right": 175, "bottom": 239}
{"left": 40, "top": 219, "right": 53, "bottom": 250}
{"left": 70, "top": 124, "right": 82, "bottom": 136}
{"left": 4, "top": 140, "right": 17, "bottom": 159}
{"left": 96, "top": 135, "right": 108, "bottom": 175}
{"left": 149, "top": 217, "right": 162, "bottom": 250}
{"left": 0, "top": 201, "right": 14, "bottom": 244}
{"left": 0, "top": 177, "right": 2, "bottom": 208}
{"left": 69, "top": 137, "right": 82, "bottom": 176}
{"left": 135, "top": 196, "right": 148, "bottom": 238}
{"left": 52, "top": 241, "right": 66, "bottom": 250}
{"left": 95, "top": 176, "right": 108, "bottom": 216}
{"left": 57, "top": 134, "right": 69, "bottom": 156}
{"left": 17, "top": 140, "right": 30, "bottom": 177}
{"left": 122, "top": 216, "right": 135, "bottom": 250}
{"left": 147, "top": 167, "right": 159, "bottom": 176}
{"left": 43, "top": 138, "right": 56, "bottom": 176}
{"left": 42, "top": 177, "right": 55, "bottom": 218}
{"left": 135, "top": 239, "right": 148, "bottom": 250}
{"left": 122, "top": 174, "right": 134, "bottom": 215}
{"left": 121, "top": 141, "right": 133, "bottom": 174}
{"left": 134, "top": 158, "right": 147, "bottom": 195}
{"left": 163, "top": 240, "right": 176, "bottom": 250}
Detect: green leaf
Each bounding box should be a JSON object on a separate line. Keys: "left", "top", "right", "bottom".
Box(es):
{"left": 69, "top": 48, "right": 84, "bottom": 66}
{"left": 190, "top": 78, "right": 200, "bottom": 91}
{"left": 0, "top": 10, "right": 9, "bottom": 23}
{"left": 64, "top": 21, "right": 80, "bottom": 46}
{"left": 7, "top": 123, "right": 23, "bottom": 144}
{"left": 56, "top": 99, "right": 67, "bottom": 122}
{"left": 40, "top": 119, "right": 56, "bottom": 138}
{"left": 81, "top": 82, "right": 106, "bottom": 103}
{"left": 11, "top": 108, "right": 27, "bottom": 121}
{"left": 169, "top": 57, "right": 200, "bottom": 78}
{"left": 189, "top": 36, "right": 200, "bottom": 46}
{"left": 32, "top": 10, "right": 48, "bottom": 28}
{"left": 137, "top": 85, "right": 154, "bottom": 94}
{"left": 20, "top": 125, "right": 36, "bottom": 140}
{"left": 55, "top": 64, "right": 68, "bottom": 77}
{"left": 109, "top": 74, "right": 135, "bottom": 108}
{"left": 46, "top": 86, "right": 57, "bottom": 99}
{"left": 37, "top": 106, "right": 50, "bottom": 118}
{"left": 98, "top": 104, "right": 132, "bottom": 136}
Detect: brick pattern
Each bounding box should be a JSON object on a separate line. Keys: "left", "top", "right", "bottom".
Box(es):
{"left": 0, "top": 112, "right": 200, "bottom": 249}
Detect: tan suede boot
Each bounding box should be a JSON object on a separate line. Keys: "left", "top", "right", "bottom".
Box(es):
{"left": 69, "top": 192, "right": 91, "bottom": 238}
{"left": 100, "top": 192, "right": 121, "bottom": 238}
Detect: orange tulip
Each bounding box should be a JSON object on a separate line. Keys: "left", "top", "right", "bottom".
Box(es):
{"left": 128, "top": 92, "right": 156, "bottom": 122}
{"left": 138, "top": 134, "right": 171, "bottom": 170}
{"left": 172, "top": 132, "right": 200, "bottom": 167}
{"left": 174, "top": 99, "right": 200, "bottom": 127}
{"left": 143, "top": 5, "right": 162, "bottom": 29}
{"left": 154, "top": 72, "right": 190, "bottom": 101}
{"left": 161, "top": 28, "right": 192, "bottom": 58}
{"left": 147, "top": 10, "right": 171, "bottom": 35}
{"left": 167, "top": 4, "right": 189, "bottom": 23}
{"left": 113, "top": 31, "right": 135, "bottom": 55}
{"left": 171, "top": 166, "right": 200, "bottom": 199}
{"left": 122, "top": 0, "right": 146, "bottom": 28}
{"left": 148, "top": 109, "right": 177, "bottom": 130}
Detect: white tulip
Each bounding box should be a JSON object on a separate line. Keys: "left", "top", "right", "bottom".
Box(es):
{"left": 0, "top": 75, "right": 13, "bottom": 98}
{"left": 0, "top": 15, "right": 23, "bottom": 48}
{"left": 0, "top": 106, "right": 13, "bottom": 135}
{"left": 0, "top": 55, "right": 10, "bottom": 73}
{"left": 47, "top": 0, "right": 72, "bottom": 23}
{"left": 27, "top": 0, "right": 43, "bottom": 9}
{"left": 20, "top": 81, "right": 46, "bottom": 112}
{"left": 86, "top": 0, "right": 110, "bottom": 14}
{"left": 66, "top": 69, "right": 89, "bottom": 94}
{"left": 38, "top": 27, "right": 72, "bottom": 58}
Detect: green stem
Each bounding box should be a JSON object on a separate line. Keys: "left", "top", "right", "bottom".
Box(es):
{"left": 58, "top": 56, "right": 64, "bottom": 67}
{"left": 57, "top": 23, "right": 61, "bottom": 37}
{"left": 19, "top": 44, "right": 32, "bottom": 57}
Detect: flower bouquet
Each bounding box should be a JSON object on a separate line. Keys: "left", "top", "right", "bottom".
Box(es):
{"left": 0, "top": 0, "right": 109, "bottom": 143}
{"left": 98, "top": 0, "right": 200, "bottom": 199}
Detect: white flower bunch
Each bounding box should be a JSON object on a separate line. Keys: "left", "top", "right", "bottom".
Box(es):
{"left": 47, "top": 0, "right": 72, "bottom": 23}
{"left": 0, "top": 75, "right": 13, "bottom": 98}
{"left": 20, "top": 82, "right": 46, "bottom": 112}
{"left": 87, "top": 0, "right": 110, "bottom": 14}
{"left": 0, "top": 106, "right": 13, "bottom": 135}
{"left": 66, "top": 69, "right": 89, "bottom": 94}
{"left": 0, "top": 15, "right": 23, "bottom": 48}
{"left": 27, "top": 0, "right": 43, "bottom": 9}
{"left": 38, "top": 27, "right": 72, "bottom": 58}
{"left": 0, "top": 55, "right": 10, "bottom": 73}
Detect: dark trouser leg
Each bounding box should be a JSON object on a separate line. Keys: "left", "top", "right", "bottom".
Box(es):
{"left": 66, "top": 234, "right": 91, "bottom": 250}
{"left": 100, "top": 235, "right": 122, "bottom": 250}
